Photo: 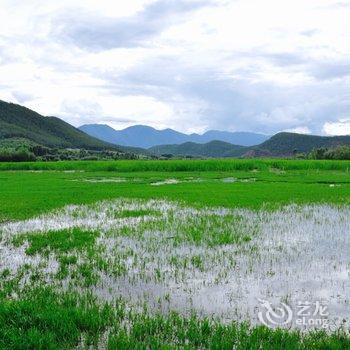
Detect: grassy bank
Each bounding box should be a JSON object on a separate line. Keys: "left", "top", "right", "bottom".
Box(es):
{"left": 1, "top": 167, "right": 350, "bottom": 222}
{"left": 1, "top": 158, "right": 350, "bottom": 172}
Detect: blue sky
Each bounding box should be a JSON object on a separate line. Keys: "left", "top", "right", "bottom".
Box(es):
{"left": 1, "top": 0, "right": 350, "bottom": 135}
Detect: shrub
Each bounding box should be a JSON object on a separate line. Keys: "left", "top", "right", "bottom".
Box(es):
{"left": 309, "top": 145, "right": 350, "bottom": 160}
{"left": 0, "top": 147, "right": 36, "bottom": 162}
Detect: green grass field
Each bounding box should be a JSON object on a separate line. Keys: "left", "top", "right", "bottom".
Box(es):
{"left": 1, "top": 159, "right": 350, "bottom": 222}
{"left": 1, "top": 159, "right": 350, "bottom": 349}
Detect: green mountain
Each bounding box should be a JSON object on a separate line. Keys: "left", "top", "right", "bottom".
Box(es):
{"left": 149, "top": 132, "right": 350, "bottom": 158}
{"left": 2, "top": 99, "right": 349, "bottom": 158}
{"left": 79, "top": 123, "right": 269, "bottom": 148}
{"left": 254, "top": 132, "right": 350, "bottom": 155}
{"left": 0, "top": 100, "right": 121, "bottom": 150}
{"left": 149, "top": 140, "right": 246, "bottom": 158}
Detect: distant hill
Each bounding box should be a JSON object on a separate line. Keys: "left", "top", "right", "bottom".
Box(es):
{"left": 149, "top": 132, "right": 350, "bottom": 158}
{"left": 79, "top": 124, "right": 269, "bottom": 148}
{"left": 193, "top": 130, "right": 269, "bottom": 146}
{"left": 149, "top": 140, "right": 246, "bottom": 158}
{"left": 254, "top": 132, "right": 350, "bottom": 155}
{"left": 0, "top": 100, "right": 124, "bottom": 151}
{"left": 3, "top": 99, "right": 349, "bottom": 158}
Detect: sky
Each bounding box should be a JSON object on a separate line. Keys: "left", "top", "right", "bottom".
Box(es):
{"left": 1, "top": 0, "right": 350, "bottom": 135}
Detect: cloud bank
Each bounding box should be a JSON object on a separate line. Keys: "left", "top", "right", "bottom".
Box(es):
{"left": 0, "top": 0, "right": 350, "bottom": 135}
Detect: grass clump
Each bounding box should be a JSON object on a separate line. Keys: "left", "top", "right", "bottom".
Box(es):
{"left": 12, "top": 228, "right": 103, "bottom": 287}
{"left": 106, "top": 312, "right": 350, "bottom": 350}
{"left": 13, "top": 228, "right": 99, "bottom": 256}
{"left": 116, "top": 209, "right": 161, "bottom": 218}
{"left": 176, "top": 214, "right": 256, "bottom": 247}
{"left": 115, "top": 210, "right": 256, "bottom": 247}
{"left": 0, "top": 287, "right": 115, "bottom": 350}
{"left": 1, "top": 285, "right": 349, "bottom": 349}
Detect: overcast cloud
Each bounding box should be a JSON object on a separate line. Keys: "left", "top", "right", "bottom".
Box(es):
{"left": 0, "top": 0, "right": 350, "bottom": 135}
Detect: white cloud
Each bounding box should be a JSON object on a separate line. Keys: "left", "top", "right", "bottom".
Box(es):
{"left": 283, "top": 126, "right": 312, "bottom": 134}
{"left": 323, "top": 119, "right": 350, "bottom": 135}
{"left": 1, "top": 0, "right": 350, "bottom": 133}
{"left": 59, "top": 94, "right": 174, "bottom": 129}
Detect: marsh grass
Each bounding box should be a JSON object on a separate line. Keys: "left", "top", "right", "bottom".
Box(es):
{"left": 2, "top": 165, "right": 350, "bottom": 224}
{"left": 12, "top": 228, "right": 99, "bottom": 256}
{"left": 1, "top": 192, "right": 350, "bottom": 348}
{"left": 0, "top": 287, "right": 115, "bottom": 349}
{"left": 116, "top": 209, "right": 161, "bottom": 218}
{"left": 1, "top": 283, "right": 349, "bottom": 349}
{"left": 1, "top": 158, "right": 350, "bottom": 172}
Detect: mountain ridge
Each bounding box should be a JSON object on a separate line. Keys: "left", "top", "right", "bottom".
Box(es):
{"left": 2, "top": 99, "right": 350, "bottom": 159}
{"left": 0, "top": 100, "right": 125, "bottom": 151}
{"left": 149, "top": 140, "right": 246, "bottom": 158}
{"left": 149, "top": 132, "right": 350, "bottom": 158}
{"left": 79, "top": 123, "right": 270, "bottom": 148}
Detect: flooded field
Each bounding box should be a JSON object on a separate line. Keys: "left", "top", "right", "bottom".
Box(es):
{"left": 2, "top": 199, "right": 350, "bottom": 333}
{"left": 1, "top": 162, "right": 350, "bottom": 348}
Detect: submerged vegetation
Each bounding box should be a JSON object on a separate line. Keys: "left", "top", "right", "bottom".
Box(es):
{"left": 1, "top": 198, "right": 350, "bottom": 348}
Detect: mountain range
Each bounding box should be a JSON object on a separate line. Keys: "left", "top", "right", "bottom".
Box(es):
{"left": 0, "top": 100, "right": 146, "bottom": 156}
{"left": 149, "top": 141, "right": 246, "bottom": 158}
{"left": 1, "top": 99, "right": 350, "bottom": 159}
{"left": 149, "top": 132, "right": 350, "bottom": 158}
{"left": 0, "top": 100, "right": 121, "bottom": 150}
{"left": 79, "top": 124, "right": 269, "bottom": 148}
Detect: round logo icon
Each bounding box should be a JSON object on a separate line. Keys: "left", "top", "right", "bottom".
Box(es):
{"left": 258, "top": 298, "right": 293, "bottom": 327}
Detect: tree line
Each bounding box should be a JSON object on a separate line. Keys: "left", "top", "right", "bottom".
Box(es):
{"left": 308, "top": 145, "right": 350, "bottom": 160}
{"left": 0, "top": 144, "right": 138, "bottom": 162}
